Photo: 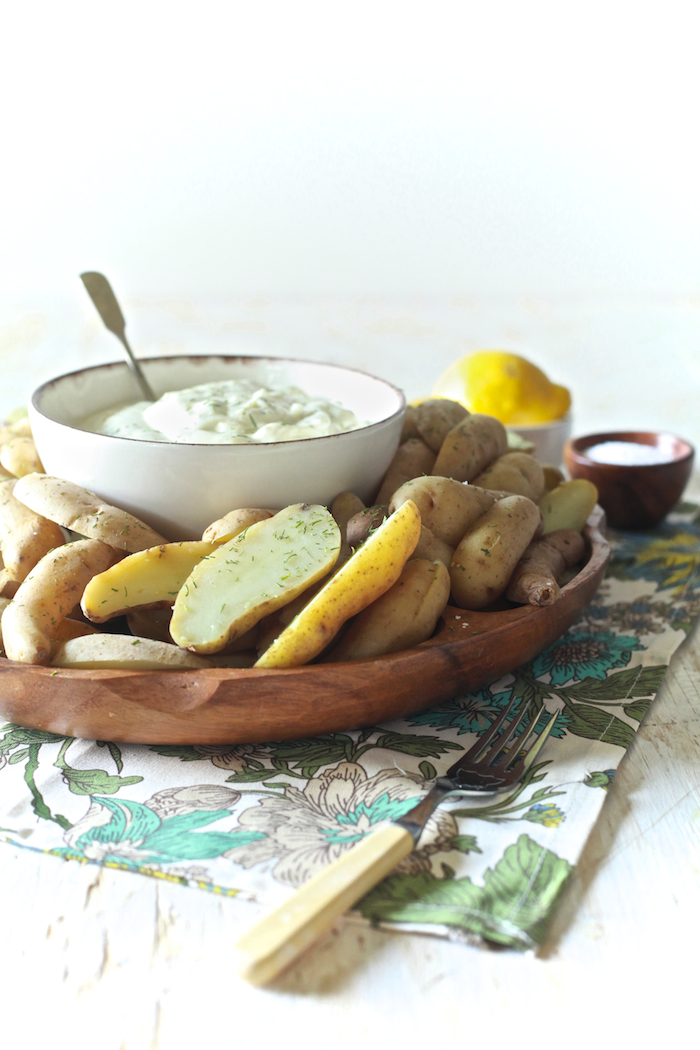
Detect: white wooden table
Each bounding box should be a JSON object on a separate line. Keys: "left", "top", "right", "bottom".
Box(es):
{"left": 1, "top": 294, "right": 698, "bottom": 1048}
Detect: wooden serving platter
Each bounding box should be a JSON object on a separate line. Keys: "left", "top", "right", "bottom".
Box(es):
{"left": 0, "top": 509, "right": 610, "bottom": 745}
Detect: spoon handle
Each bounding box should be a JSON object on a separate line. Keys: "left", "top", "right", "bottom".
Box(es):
{"left": 80, "top": 272, "right": 156, "bottom": 401}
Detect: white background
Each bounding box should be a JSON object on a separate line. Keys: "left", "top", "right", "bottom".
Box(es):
{"left": 1, "top": 0, "right": 699, "bottom": 436}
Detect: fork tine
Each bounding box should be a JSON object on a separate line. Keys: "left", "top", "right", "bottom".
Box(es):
{"left": 505, "top": 706, "right": 559, "bottom": 777}
{"left": 485, "top": 695, "right": 538, "bottom": 767}
{"left": 462, "top": 693, "right": 523, "bottom": 762}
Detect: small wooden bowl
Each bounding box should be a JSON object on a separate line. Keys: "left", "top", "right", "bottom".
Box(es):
{"left": 564, "top": 431, "right": 694, "bottom": 530}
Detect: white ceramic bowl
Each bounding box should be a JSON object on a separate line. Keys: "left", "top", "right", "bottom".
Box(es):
{"left": 29, "top": 356, "right": 405, "bottom": 540}
{"left": 506, "top": 414, "right": 572, "bottom": 466}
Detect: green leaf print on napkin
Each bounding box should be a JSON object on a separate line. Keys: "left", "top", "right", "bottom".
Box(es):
{"left": 355, "top": 833, "right": 573, "bottom": 949}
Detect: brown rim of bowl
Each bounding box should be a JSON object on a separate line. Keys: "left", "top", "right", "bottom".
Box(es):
{"left": 565, "top": 430, "right": 694, "bottom": 470}
{"left": 30, "top": 354, "right": 407, "bottom": 448}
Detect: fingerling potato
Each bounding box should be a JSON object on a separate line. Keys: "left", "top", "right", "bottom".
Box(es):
{"left": 388, "top": 476, "right": 497, "bottom": 548}
{"left": 433, "top": 413, "right": 508, "bottom": 482}
{"left": 472, "top": 451, "right": 546, "bottom": 502}
{"left": 0, "top": 478, "right": 65, "bottom": 582}
{"left": 410, "top": 398, "right": 470, "bottom": 452}
{"left": 1, "top": 538, "right": 120, "bottom": 664}
{"left": 538, "top": 479, "right": 598, "bottom": 534}
{"left": 450, "top": 494, "right": 542, "bottom": 609}
{"left": 202, "top": 508, "right": 274, "bottom": 544}
{"left": 374, "top": 438, "right": 436, "bottom": 505}
{"left": 13, "top": 473, "right": 168, "bottom": 552}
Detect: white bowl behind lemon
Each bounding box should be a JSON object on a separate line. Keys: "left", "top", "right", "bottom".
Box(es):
{"left": 506, "top": 415, "right": 572, "bottom": 466}
{"left": 30, "top": 356, "right": 405, "bottom": 540}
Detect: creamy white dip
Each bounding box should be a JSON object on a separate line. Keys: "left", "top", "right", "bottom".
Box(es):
{"left": 81, "top": 379, "right": 367, "bottom": 444}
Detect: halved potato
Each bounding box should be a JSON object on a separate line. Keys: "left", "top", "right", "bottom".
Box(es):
{"left": 170, "top": 503, "right": 341, "bottom": 654}
{"left": 255, "top": 498, "right": 422, "bottom": 669}
{"left": 81, "top": 540, "right": 218, "bottom": 622}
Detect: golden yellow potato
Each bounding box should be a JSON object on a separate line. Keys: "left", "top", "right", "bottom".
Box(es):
{"left": 472, "top": 451, "right": 546, "bottom": 502}
{"left": 81, "top": 540, "right": 218, "bottom": 623}
{"left": 538, "top": 479, "right": 598, "bottom": 534}
{"left": 433, "top": 413, "right": 508, "bottom": 482}
{"left": 450, "top": 494, "right": 542, "bottom": 610}
{"left": 255, "top": 498, "right": 422, "bottom": 669}
{"left": 325, "top": 558, "right": 450, "bottom": 661}
{"left": 388, "top": 476, "right": 497, "bottom": 548}
{"left": 171, "top": 503, "right": 341, "bottom": 654}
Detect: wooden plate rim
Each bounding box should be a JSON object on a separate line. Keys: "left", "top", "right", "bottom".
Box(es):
{"left": 0, "top": 508, "right": 611, "bottom": 744}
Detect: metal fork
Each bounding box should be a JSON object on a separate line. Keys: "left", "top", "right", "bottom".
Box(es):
{"left": 233, "top": 695, "right": 558, "bottom": 985}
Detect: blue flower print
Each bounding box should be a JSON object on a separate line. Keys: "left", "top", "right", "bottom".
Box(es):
{"left": 531, "top": 630, "right": 643, "bottom": 686}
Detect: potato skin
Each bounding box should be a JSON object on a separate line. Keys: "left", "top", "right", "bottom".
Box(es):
{"left": 255, "top": 499, "right": 422, "bottom": 668}
{"left": 374, "top": 438, "right": 436, "bottom": 505}
{"left": 0, "top": 435, "right": 44, "bottom": 478}
{"left": 330, "top": 492, "right": 366, "bottom": 543}
{"left": 410, "top": 526, "right": 454, "bottom": 570}
{"left": 1, "top": 538, "right": 120, "bottom": 664}
{"left": 389, "top": 476, "right": 497, "bottom": 548}
{"left": 346, "top": 505, "right": 389, "bottom": 548}
{"left": 13, "top": 473, "right": 168, "bottom": 552}
{"left": 433, "top": 414, "right": 508, "bottom": 483}
{"left": 202, "top": 508, "right": 274, "bottom": 544}
{"left": 0, "top": 478, "right": 65, "bottom": 582}
{"left": 506, "top": 529, "right": 585, "bottom": 607}
{"left": 409, "top": 399, "right": 470, "bottom": 452}
{"left": 449, "top": 494, "right": 542, "bottom": 610}
{"left": 472, "top": 451, "right": 546, "bottom": 502}
{"left": 325, "top": 558, "right": 450, "bottom": 661}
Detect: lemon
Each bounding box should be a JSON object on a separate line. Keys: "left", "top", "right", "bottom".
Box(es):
{"left": 432, "top": 350, "right": 571, "bottom": 425}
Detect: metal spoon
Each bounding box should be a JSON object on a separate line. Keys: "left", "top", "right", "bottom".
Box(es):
{"left": 80, "top": 271, "right": 156, "bottom": 401}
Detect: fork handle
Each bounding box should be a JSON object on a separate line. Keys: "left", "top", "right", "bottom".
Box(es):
{"left": 233, "top": 823, "right": 414, "bottom": 985}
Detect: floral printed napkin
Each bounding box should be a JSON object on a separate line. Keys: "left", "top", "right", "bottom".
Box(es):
{"left": 2, "top": 502, "right": 699, "bottom": 950}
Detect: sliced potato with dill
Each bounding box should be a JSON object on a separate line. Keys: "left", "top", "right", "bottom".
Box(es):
{"left": 170, "top": 503, "right": 341, "bottom": 654}
{"left": 255, "top": 498, "right": 422, "bottom": 669}
{"left": 81, "top": 540, "right": 218, "bottom": 623}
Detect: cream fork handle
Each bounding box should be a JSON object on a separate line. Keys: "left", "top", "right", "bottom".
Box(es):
{"left": 233, "top": 823, "right": 414, "bottom": 985}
